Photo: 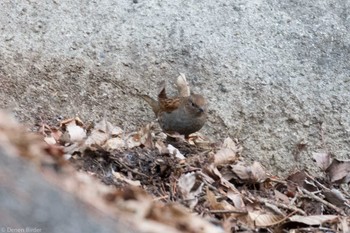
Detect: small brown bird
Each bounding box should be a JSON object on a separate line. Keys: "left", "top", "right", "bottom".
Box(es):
{"left": 141, "top": 81, "right": 208, "bottom": 137}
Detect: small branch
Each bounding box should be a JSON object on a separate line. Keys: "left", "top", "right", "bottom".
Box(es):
{"left": 209, "top": 209, "right": 248, "bottom": 215}
{"left": 258, "top": 197, "right": 306, "bottom": 216}
{"left": 153, "top": 195, "right": 169, "bottom": 202}
{"left": 300, "top": 188, "right": 346, "bottom": 216}
{"left": 112, "top": 158, "right": 149, "bottom": 178}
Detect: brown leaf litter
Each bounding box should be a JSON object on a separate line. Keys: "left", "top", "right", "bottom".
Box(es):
{"left": 1, "top": 111, "right": 350, "bottom": 233}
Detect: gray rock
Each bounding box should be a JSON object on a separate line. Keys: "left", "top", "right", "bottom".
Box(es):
{"left": 1, "top": 1, "right": 349, "bottom": 175}
{"left": 0, "top": 146, "right": 138, "bottom": 233}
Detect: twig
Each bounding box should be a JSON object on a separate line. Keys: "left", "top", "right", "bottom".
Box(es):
{"left": 209, "top": 209, "right": 248, "bottom": 215}
{"left": 264, "top": 202, "right": 285, "bottom": 216}
{"left": 297, "top": 227, "right": 336, "bottom": 232}
{"left": 300, "top": 188, "right": 346, "bottom": 216}
{"left": 112, "top": 158, "right": 149, "bottom": 178}
{"left": 258, "top": 197, "right": 306, "bottom": 216}
{"left": 271, "top": 210, "right": 298, "bottom": 225}
{"left": 305, "top": 173, "right": 329, "bottom": 191}
{"left": 153, "top": 195, "right": 169, "bottom": 202}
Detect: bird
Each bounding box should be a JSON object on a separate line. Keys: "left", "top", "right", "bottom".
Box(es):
{"left": 140, "top": 81, "right": 208, "bottom": 137}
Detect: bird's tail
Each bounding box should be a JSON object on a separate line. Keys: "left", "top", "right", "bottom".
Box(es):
{"left": 139, "top": 94, "right": 159, "bottom": 116}
{"left": 158, "top": 80, "right": 167, "bottom": 99}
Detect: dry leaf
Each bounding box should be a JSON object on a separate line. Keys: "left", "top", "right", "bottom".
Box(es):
{"left": 85, "top": 130, "right": 109, "bottom": 146}
{"left": 187, "top": 132, "right": 212, "bottom": 148}
{"left": 94, "top": 118, "right": 123, "bottom": 136}
{"left": 206, "top": 188, "right": 237, "bottom": 216}
{"left": 274, "top": 190, "right": 290, "bottom": 204}
{"left": 155, "top": 140, "right": 168, "bottom": 154}
{"left": 44, "top": 136, "right": 57, "bottom": 145}
{"left": 286, "top": 170, "right": 318, "bottom": 192}
{"left": 326, "top": 159, "right": 350, "bottom": 184}
{"left": 105, "top": 186, "right": 154, "bottom": 220}
{"left": 104, "top": 137, "right": 125, "bottom": 150}
{"left": 206, "top": 188, "right": 223, "bottom": 210}
{"left": 65, "top": 122, "right": 86, "bottom": 142}
{"left": 136, "top": 221, "right": 182, "bottom": 233}
{"left": 112, "top": 171, "right": 141, "bottom": 186}
{"left": 0, "top": 111, "right": 51, "bottom": 160}
{"left": 323, "top": 188, "right": 348, "bottom": 207}
{"left": 167, "top": 144, "right": 185, "bottom": 160}
{"left": 126, "top": 133, "right": 142, "bottom": 148}
{"left": 231, "top": 161, "right": 267, "bottom": 183}
{"left": 340, "top": 217, "right": 350, "bottom": 233}
{"left": 49, "top": 127, "right": 63, "bottom": 141}
{"left": 94, "top": 118, "right": 109, "bottom": 132}
{"left": 251, "top": 161, "right": 267, "bottom": 182}
{"left": 214, "top": 148, "right": 238, "bottom": 166}
{"left": 85, "top": 119, "right": 124, "bottom": 148}
{"left": 124, "top": 124, "right": 154, "bottom": 149}
{"left": 137, "top": 123, "right": 153, "bottom": 148}
{"left": 227, "top": 190, "right": 245, "bottom": 209}
{"left": 289, "top": 215, "right": 339, "bottom": 225}
{"left": 178, "top": 172, "right": 203, "bottom": 209}
{"left": 312, "top": 152, "right": 331, "bottom": 171}
{"left": 178, "top": 172, "right": 196, "bottom": 196}
{"left": 206, "top": 164, "right": 240, "bottom": 193}
{"left": 223, "top": 137, "right": 241, "bottom": 153}
{"left": 148, "top": 203, "right": 225, "bottom": 233}
{"left": 60, "top": 117, "right": 84, "bottom": 128}
{"left": 248, "top": 211, "right": 284, "bottom": 227}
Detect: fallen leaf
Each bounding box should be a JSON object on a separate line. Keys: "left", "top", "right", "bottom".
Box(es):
{"left": 148, "top": 203, "right": 225, "bottom": 233}
{"left": 213, "top": 148, "right": 238, "bottom": 166}
{"left": 60, "top": 117, "right": 84, "bottom": 128}
{"left": 94, "top": 118, "right": 123, "bottom": 136}
{"left": 50, "top": 127, "right": 63, "bottom": 141}
{"left": 167, "top": 144, "right": 185, "bottom": 160}
{"left": 187, "top": 132, "right": 212, "bottom": 148}
{"left": 226, "top": 190, "right": 245, "bottom": 209}
{"left": 340, "top": 217, "right": 350, "bottom": 233}
{"left": 138, "top": 123, "right": 153, "bottom": 148}
{"left": 323, "top": 188, "right": 348, "bottom": 207}
{"left": 248, "top": 211, "right": 284, "bottom": 227}
{"left": 85, "top": 130, "right": 109, "bottom": 146}
{"left": 206, "top": 188, "right": 224, "bottom": 210}
{"left": 326, "top": 159, "right": 350, "bottom": 184}
{"left": 66, "top": 122, "right": 86, "bottom": 142}
{"left": 289, "top": 215, "right": 338, "bottom": 225}
{"left": 104, "top": 137, "right": 125, "bottom": 150}
{"left": 112, "top": 171, "right": 141, "bottom": 186}
{"left": 44, "top": 136, "right": 57, "bottom": 145}
{"left": 231, "top": 161, "right": 267, "bottom": 183}
{"left": 274, "top": 190, "right": 290, "bottom": 204}
{"left": 125, "top": 133, "right": 141, "bottom": 148}
{"left": 286, "top": 170, "right": 318, "bottom": 192}
{"left": 178, "top": 172, "right": 203, "bottom": 209}
{"left": 223, "top": 137, "right": 241, "bottom": 153}
{"left": 312, "top": 152, "right": 331, "bottom": 171}
{"left": 251, "top": 161, "right": 268, "bottom": 182}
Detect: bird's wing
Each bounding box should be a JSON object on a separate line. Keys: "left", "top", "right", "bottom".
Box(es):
{"left": 159, "top": 98, "right": 182, "bottom": 113}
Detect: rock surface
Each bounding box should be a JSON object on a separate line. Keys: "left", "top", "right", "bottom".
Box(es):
{"left": 1, "top": 1, "right": 349, "bottom": 175}
{"left": 0, "top": 146, "right": 138, "bottom": 233}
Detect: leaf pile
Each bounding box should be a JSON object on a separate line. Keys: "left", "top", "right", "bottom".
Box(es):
{"left": 1, "top": 112, "right": 350, "bottom": 233}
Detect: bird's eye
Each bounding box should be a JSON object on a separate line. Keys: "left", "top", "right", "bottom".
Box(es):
{"left": 191, "top": 102, "right": 196, "bottom": 107}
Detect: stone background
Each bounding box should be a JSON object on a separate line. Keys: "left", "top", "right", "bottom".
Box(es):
{"left": 0, "top": 146, "right": 138, "bottom": 233}
{"left": 1, "top": 0, "right": 350, "bottom": 175}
